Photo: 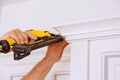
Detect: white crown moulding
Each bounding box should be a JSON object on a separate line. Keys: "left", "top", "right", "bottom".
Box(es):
{"left": 52, "top": 17, "right": 120, "bottom": 41}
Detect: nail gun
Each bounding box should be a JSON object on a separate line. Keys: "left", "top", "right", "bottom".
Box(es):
{"left": 0, "top": 29, "right": 65, "bottom": 60}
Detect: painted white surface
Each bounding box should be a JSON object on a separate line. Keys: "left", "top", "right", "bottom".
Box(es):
{"left": 54, "top": 17, "right": 120, "bottom": 41}
{"left": 89, "top": 38, "right": 120, "bottom": 80}
{"left": 0, "top": 65, "right": 10, "bottom": 80}
{"left": 70, "top": 41, "right": 88, "bottom": 80}
{"left": 0, "top": 0, "right": 120, "bottom": 36}
{"left": 1, "top": 0, "right": 29, "bottom": 6}
{"left": 70, "top": 31, "right": 120, "bottom": 80}
{"left": 67, "top": 18, "right": 120, "bottom": 80}
{"left": 54, "top": 17, "right": 120, "bottom": 36}
{"left": 0, "top": 0, "right": 2, "bottom": 21}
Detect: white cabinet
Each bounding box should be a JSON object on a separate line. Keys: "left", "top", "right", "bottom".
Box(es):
{"left": 70, "top": 37, "right": 120, "bottom": 80}
{"left": 54, "top": 17, "right": 120, "bottom": 80}
{"left": 70, "top": 41, "right": 88, "bottom": 80}
{"left": 0, "top": 46, "right": 70, "bottom": 80}
{"left": 90, "top": 38, "right": 120, "bottom": 80}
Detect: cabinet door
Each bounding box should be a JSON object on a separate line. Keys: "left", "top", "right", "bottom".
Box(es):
{"left": 70, "top": 40, "right": 89, "bottom": 80}
{"left": 90, "top": 38, "right": 120, "bottom": 80}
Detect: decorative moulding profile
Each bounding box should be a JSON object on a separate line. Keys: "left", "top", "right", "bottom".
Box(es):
{"left": 53, "top": 17, "right": 120, "bottom": 41}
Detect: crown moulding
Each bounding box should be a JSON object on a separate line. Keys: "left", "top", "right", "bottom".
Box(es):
{"left": 53, "top": 17, "right": 120, "bottom": 41}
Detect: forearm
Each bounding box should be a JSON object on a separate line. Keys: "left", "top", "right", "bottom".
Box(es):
{"left": 22, "top": 57, "right": 55, "bottom": 80}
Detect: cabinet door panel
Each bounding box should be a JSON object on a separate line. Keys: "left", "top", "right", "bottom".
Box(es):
{"left": 90, "top": 38, "right": 120, "bottom": 80}
{"left": 70, "top": 41, "right": 89, "bottom": 80}
{"left": 54, "top": 72, "right": 69, "bottom": 80}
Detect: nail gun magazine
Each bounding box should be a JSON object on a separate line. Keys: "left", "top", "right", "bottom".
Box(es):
{"left": 0, "top": 29, "right": 65, "bottom": 60}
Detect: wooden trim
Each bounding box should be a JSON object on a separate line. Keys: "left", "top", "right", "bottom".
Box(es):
{"left": 102, "top": 51, "right": 120, "bottom": 80}
{"left": 10, "top": 73, "right": 25, "bottom": 80}
{"left": 53, "top": 17, "right": 120, "bottom": 35}
{"left": 54, "top": 71, "right": 70, "bottom": 80}
{"left": 53, "top": 17, "right": 120, "bottom": 41}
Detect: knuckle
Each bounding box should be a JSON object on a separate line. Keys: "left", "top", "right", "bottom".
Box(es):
{"left": 24, "top": 35, "right": 28, "bottom": 39}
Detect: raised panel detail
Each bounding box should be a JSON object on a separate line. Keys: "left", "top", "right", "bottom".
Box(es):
{"left": 103, "top": 52, "right": 120, "bottom": 80}
{"left": 90, "top": 38, "right": 120, "bottom": 80}
{"left": 115, "top": 65, "right": 120, "bottom": 80}
{"left": 10, "top": 73, "right": 25, "bottom": 80}
{"left": 54, "top": 71, "right": 69, "bottom": 80}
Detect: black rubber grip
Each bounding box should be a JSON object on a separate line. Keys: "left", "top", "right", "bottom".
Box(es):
{"left": 0, "top": 40, "right": 10, "bottom": 53}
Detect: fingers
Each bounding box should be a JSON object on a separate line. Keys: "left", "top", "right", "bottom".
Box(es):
{"left": 8, "top": 29, "right": 25, "bottom": 44}
{"left": 58, "top": 41, "right": 69, "bottom": 48}
{"left": 1, "top": 29, "right": 37, "bottom": 44}
{"left": 46, "top": 41, "right": 69, "bottom": 62}
{"left": 62, "top": 41, "right": 69, "bottom": 47}
{"left": 15, "top": 30, "right": 26, "bottom": 44}
{"left": 20, "top": 32, "right": 29, "bottom": 44}
{"left": 15, "top": 30, "right": 37, "bottom": 44}
{"left": 25, "top": 32, "right": 37, "bottom": 40}
{"left": 59, "top": 41, "right": 69, "bottom": 56}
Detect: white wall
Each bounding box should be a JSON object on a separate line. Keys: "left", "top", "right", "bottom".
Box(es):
{"left": 0, "top": 0, "right": 2, "bottom": 21}
{"left": 0, "top": 0, "right": 120, "bottom": 36}
{"left": 1, "top": 0, "right": 29, "bottom": 6}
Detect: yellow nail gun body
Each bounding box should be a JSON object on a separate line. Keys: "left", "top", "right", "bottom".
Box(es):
{"left": 0, "top": 30, "right": 65, "bottom": 60}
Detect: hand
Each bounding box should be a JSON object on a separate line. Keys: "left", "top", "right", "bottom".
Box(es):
{"left": 0, "top": 29, "right": 37, "bottom": 44}
{"left": 45, "top": 41, "right": 69, "bottom": 63}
